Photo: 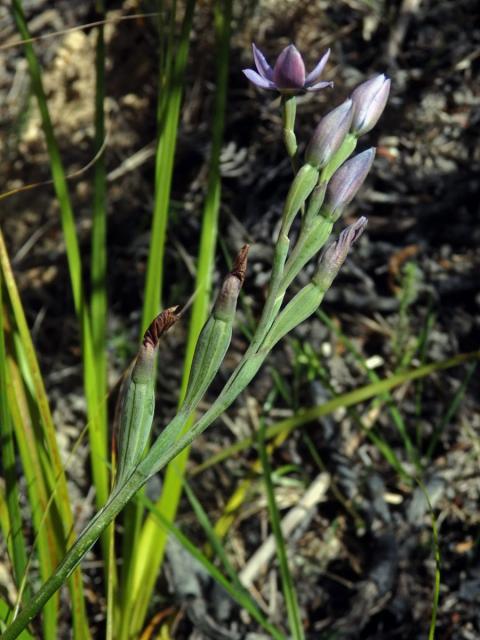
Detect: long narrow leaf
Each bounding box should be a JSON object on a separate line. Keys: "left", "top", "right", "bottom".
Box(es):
{"left": 0, "top": 279, "right": 30, "bottom": 602}
{"left": 116, "top": 3, "right": 196, "bottom": 635}
{"left": 258, "top": 418, "right": 305, "bottom": 639}
{"left": 129, "top": 0, "right": 230, "bottom": 634}
{"left": 141, "top": 0, "right": 195, "bottom": 331}
{"left": 191, "top": 350, "right": 480, "bottom": 474}
{"left": 138, "top": 494, "right": 286, "bottom": 640}
{"left": 91, "top": 0, "right": 108, "bottom": 429}
{"left": 0, "top": 231, "right": 90, "bottom": 637}
{"left": 10, "top": 0, "right": 109, "bottom": 520}
{"left": 0, "top": 597, "right": 33, "bottom": 639}
{"left": 5, "top": 345, "right": 59, "bottom": 637}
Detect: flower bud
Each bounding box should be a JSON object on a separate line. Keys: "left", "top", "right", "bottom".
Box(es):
{"left": 351, "top": 74, "right": 390, "bottom": 136}
{"left": 314, "top": 217, "right": 367, "bottom": 290}
{"left": 305, "top": 99, "right": 353, "bottom": 169}
{"left": 132, "top": 307, "right": 181, "bottom": 383}
{"left": 324, "top": 148, "right": 375, "bottom": 220}
{"left": 182, "top": 246, "right": 249, "bottom": 411}
{"left": 116, "top": 307, "right": 181, "bottom": 487}
{"left": 213, "top": 245, "right": 248, "bottom": 322}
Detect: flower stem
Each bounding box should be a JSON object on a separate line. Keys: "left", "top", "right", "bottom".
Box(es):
{"left": 281, "top": 94, "right": 298, "bottom": 172}
{"left": 3, "top": 472, "right": 145, "bottom": 640}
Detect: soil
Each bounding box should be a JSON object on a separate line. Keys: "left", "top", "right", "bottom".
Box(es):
{"left": 1, "top": 0, "right": 479, "bottom": 638}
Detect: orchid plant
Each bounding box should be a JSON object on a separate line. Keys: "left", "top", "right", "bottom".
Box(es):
{"left": 3, "top": 43, "right": 390, "bottom": 639}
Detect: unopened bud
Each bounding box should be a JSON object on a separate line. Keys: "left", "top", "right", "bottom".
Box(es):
{"left": 133, "top": 307, "right": 181, "bottom": 383}
{"left": 214, "top": 245, "right": 249, "bottom": 322}
{"left": 305, "top": 99, "right": 353, "bottom": 169}
{"left": 116, "top": 306, "right": 180, "bottom": 487}
{"left": 351, "top": 74, "right": 390, "bottom": 136}
{"left": 182, "top": 246, "right": 249, "bottom": 411}
{"left": 314, "top": 217, "right": 367, "bottom": 289}
{"left": 324, "top": 148, "right": 375, "bottom": 220}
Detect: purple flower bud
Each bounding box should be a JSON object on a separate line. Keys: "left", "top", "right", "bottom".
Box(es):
{"left": 305, "top": 99, "right": 354, "bottom": 169}
{"left": 243, "top": 43, "right": 333, "bottom": 94}
{"left": 324, "top": 148, "right": 376, "bottom": 219}
{"left": 350, "top": 74, "right": 391, "bottom": 136}
{"left": 314, "top": 217, "right": 368, "bottom": 289}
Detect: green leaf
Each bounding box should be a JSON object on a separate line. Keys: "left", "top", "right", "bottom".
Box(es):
{"left": 258, "top": 418, "right": 305, "bottom": 639}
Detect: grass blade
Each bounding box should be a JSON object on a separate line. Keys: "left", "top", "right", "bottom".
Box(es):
{"left": 138, "top": 494, "right": 287, "bottom": 640}
{"left": 191, "top": 349, "right": 480, "bottom": 474}
{"left": 4, "top": 336, "right": 59, "bottom": 637}
{"left": 10, "top": 0, "right": 109, "bottom": 518}
{"left": 116, "top": 3, "right": 196, "bottom": 636}
{"left": 128, "top": 0, "right": 230, "bottom": 633}
{"left": 184, "top": 481, "right": 243, "bottom": 588}
{"left": 91, "top": 0, "right": 108, "bottom": 428}
{"left": 141, "top": 0, "right": 196, "bottom": 331}
{"left": 426, "top": 362, "right": 477, "bottom": 460}
{"left": 257, "top": 417, "right": 305, "bottom": 639}
{"left": 0, "top": 279, "right": 30, "bottom": 603}
{"left": 0, "top": 597, "right": 33, "bottom": 639}
{"left": 0, "top": 231, "right": 90, "bottom": 638}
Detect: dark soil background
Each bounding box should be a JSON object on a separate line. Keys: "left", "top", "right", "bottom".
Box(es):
{"left": 1, "top": 0, "right": 480, "bottom": 638}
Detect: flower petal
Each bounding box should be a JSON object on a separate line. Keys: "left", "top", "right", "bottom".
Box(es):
{"left": 243, "top": 69, "right": 277, "bottom": 90}
{"left": 306, "top": 80, "right": 334, "bottom": 92}
{"left": 252, "top": 43, "right": 273, "bottom": 80}
{"left": 305, "top": 49, "right": 331, "bottom": 85}
{"left": 273, "top": 44, "right": 306, "bottom": 89}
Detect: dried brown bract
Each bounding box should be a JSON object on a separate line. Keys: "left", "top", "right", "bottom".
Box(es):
{"left": 142, "top": 306, "right": 181, "bottom": 349}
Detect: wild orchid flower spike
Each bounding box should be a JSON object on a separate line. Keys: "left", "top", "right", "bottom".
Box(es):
{"left": 243, "top": 43, "right": 333, "bottom": 93}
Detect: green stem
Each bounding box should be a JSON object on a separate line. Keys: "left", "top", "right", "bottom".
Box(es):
{"left": 3, "top": 471, "right": 143, "bottom": 640}
{"left": 215, "top": 233, "right": 290, "bottom": 402}
{"left": 4, "top": 356, "right": 265, "bottom": 640}
{"left": 281, "top": 95, "right": 298, "bottom": 171}
{"left": 279, "top": 215, "right": 333, "bottom": 292}
{"left": 321, "top": 133, "right": 357, "bottom": 182}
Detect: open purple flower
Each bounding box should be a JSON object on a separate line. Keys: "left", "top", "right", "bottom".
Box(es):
{"left": 243, "top": 43, "right": 333, "bottom": 94}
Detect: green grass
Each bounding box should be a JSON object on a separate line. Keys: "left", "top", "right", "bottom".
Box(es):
{"left": 190, "top": 348, "right": 480, "bottom": 475}
{"left": 114, "top": 2, "right": 198, "bottom": 636}
{"left": 0, "top": 276, "right": 30, "bottom": 608}
{"left": 0, "top": 230, "right": 90, "bottom": 638}
{"left": 11, "top": 0, "right": 109, "bottom": 529}
{"left": 123, "top": 1, "right": 232, "bottom": 635}
{"left": 139, "top": 492, "right": 286, "bottom": 640}
{"left": 258, "top": 414, "right": 305, "bottom": 639}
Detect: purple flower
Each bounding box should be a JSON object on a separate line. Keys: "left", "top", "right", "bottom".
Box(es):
{"left": 351, "top": 74, "right": 391, "bottom": 136}
{"left": 243, "top": 43, "right": 333, "bottom": 94}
